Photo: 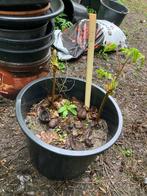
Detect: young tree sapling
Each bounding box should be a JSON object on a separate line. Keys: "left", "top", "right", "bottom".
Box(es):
{"left": 50, "top": 49, "right": 66, "bottom": 104}
{"left": 96, "top": 46, "right": 145, "bottom": 121}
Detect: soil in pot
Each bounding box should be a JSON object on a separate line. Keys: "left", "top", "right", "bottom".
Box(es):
{"left": 25, "top": 96, "right": 108, "bottom": 150}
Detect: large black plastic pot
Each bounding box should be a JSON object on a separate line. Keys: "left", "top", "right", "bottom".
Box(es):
{"left": 0, "top": 53, "right": 50, "bottom": 73}
{"left": 0, "top": 3, "right": 50, "bottom": 17}
{"left": 16, "top": 77, "right": 123, "bottom": 180}
{"left": 98, "top": 0, "right": 128, "bottom": 26}
{"left": 0, "top": 22, "right": 48, "bottom": 40}
{"left": 62, "top": 0, "right": 88, "bottom": 23}
{"left": 0, "top": 0, "right": 50, "bottom": 6}
{"left": 0, "top": 38, "right": 53, "bottom": 63}
{"left": 0, "top": 0, "right": 64, "bottom": 29}
{"left": 0, "top": 21, "right": 53, "bottom": 50}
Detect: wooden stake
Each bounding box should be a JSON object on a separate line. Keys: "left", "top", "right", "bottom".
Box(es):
{"left": 85, "top": 13, "right": 96, "bottom": 108}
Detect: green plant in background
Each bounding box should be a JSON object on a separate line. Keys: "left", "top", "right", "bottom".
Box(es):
{"left": 96, "top": 68, "right": 113, "bottom": 80}
{"left": 58, "top": 101, "right": 77, "bottom": 118}
{"left": 55, "top": 13, "right": 73, "bottom": 31}
{"left": 121, "top": 48, "right": 145, "bottom": 71}
{"left": 58, "top": 61, "right": 66, "bottom": 72}
{"left": 87, "top": 6, "right": 96, "bottom": 14}
{"left": 121, "top": 148, "right": 133, "bottom": 157}
{"left": 96, "top": 47, "right": 145, "bottom": 121}
{"left": 116, "top": 0, "right": 125, "bottom": 4}
{"left": 98, "top": 43, "right": 117, "bottom": 60}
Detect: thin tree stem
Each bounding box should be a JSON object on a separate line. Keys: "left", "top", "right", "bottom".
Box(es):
{"left": 115, "top": 57, "right": 130, "bottom": 81}
{"left": 97, "top": 90, "right": 112, "bottom": 121}
{"left": 52, "top": 68, "right": 56, "bottom": 104}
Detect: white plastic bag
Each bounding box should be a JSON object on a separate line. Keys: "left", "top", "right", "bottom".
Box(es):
{"left": 98, "top": 20, "right": 127, "bottom": 48}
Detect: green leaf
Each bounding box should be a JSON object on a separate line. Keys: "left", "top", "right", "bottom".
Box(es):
{"left": 68, "top": 104, "right": 77, "bottom": 109}
{"left": 96, "top": 68, "right": 112, "bottom": 79}
{"left": 87, "top": 6, "right": 96, "bottom": 14}
{"left": 121, "top": 48, "right": 145, "bottom": 70}
{"left": 62, "top": 110, "right": 68, "bottom": 118}
{"left": 58, "top": 61, "right": 66, "bottom": 72}
{"left": 69, "top": 108, "right": 77, "bottom": 116}
{"left": 58, "top": 106, "right": 66, "bottom": 114}
{"left": 54, "top": 13, "right": 73, "bottom": 31}
{"left": 103, "top": 43, "right": 117, "bottom": 53}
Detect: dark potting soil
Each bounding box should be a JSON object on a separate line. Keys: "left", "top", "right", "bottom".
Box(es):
{"left": 25, "top": 96, "right": 108, "bottom": 150}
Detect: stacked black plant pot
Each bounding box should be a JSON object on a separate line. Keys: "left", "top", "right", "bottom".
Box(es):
{"left": 0, "top": 0, "right": 64, "bottom": 98}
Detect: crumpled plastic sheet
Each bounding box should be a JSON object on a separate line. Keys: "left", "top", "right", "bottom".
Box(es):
{"left": 53, "top": 19, "right": 127, "bottom": 60}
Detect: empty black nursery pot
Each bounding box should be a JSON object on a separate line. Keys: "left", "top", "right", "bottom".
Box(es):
{"left": 98, "top": 0, "right": 128, "bottom": 26}
{"left": 62, "top": 0, "right": 88, "bottom": 23}
{"left": 0, "top": 22, "right": 48, "bottom": 40}
{"left": 0, "top": 37, "right": 53, "bottom": 63}
{"left": 0, "top": 0, "right": 50, "bottom": 6}
{"left": 0, "top": 0, "right": 64, "bottom": 29}
{"left": 0, "top": 53, "right": 51, "bottom": 73}
{"left": 16, "top": 77, "right": 123, "bottom": 180}
{"left": 0, "top": 21, "right": 53, "bottom": 50}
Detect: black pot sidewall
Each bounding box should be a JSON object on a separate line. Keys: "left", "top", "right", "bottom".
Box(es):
{"left": 98, "top": 0, "right": 128, "bottom": 26}
{"left": 16, "top": 77, "right": 123, "bottom": 180}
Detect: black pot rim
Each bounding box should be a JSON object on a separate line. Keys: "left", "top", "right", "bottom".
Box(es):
{"left": 0, "top": 0, "right": 50, "bottom": 6}
{"left": 0, "top": 22, "right": 48, "bottom": 32}
{"left": 0, "top": 21, "right": 53, "bottom": 43}
{"left": 0, "top": 0, "right": 64, "bottom": 21}
{"left": 16, "top": 77, "right": 123, "bottom": 157}
{"left": 0, "top": 37, "right": 54, "bottom": 53}
{"left": 0, "top": 52, "right": 50, "bottom": 66}
{"left": 100, "top": 0, "right": 129, "bottom": 14}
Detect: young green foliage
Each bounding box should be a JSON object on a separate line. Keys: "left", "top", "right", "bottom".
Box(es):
{"left": 103, "top": 43, "right": 117, "bottom": 53}
{"left": 121, "top": 48, "right": 145, "bottom": 71}
{"left": 58, "top": 101, "right": 77, "bottom": 118}
{"left": 51, "top": 49, "right": 66, "bottom": 72}
{"left": 50, "top": 49, "right": 66, "bottom": 104}
{"left": 121, "top": 148, "right": 133, "bottom": 157}
{"left": 96, "top": 46, "right": 145, "bottom": 121}
{"left": 98, "top": 43, "right": 117, "bottom": 60}
{"left": 96, "top": 68, "right": 113, "bottom": 80}
{"left": 55, "top": 13, "right": 73, "bottom": 31}
{"left": 87, "top": 7, "right": 96, "bottom": 14}
{"left": 58, "top": 61, "right": 66, "bottom": 72}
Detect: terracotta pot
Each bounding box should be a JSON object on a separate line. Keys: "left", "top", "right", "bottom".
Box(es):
{"left": 0, "top": 67, "right": 49, "bottom": 99}
{"left": 0, "top": 3, "right": 50, "bottom": 17}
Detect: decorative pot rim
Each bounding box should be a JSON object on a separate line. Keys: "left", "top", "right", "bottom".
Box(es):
{"left": 100, "top": 0, "right": 129, "bottom": 14}
{"left": 16, "top": 77, "right": 123, "bottom": 157}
